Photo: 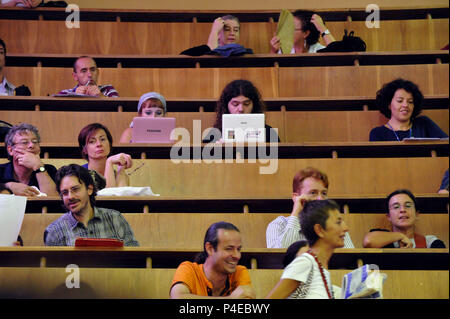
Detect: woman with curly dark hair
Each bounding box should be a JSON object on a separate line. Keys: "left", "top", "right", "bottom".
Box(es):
{"left": 202, "top": 79, "right": 279, "bottom": 143}
{"left": 369, "top": 78, "right": 448, "bottom": 141}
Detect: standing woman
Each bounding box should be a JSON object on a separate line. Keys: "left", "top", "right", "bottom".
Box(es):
{"left": 78, "top": 123, "right": 132, "bottom": 190}
{"left": 369, "top": 78, "right": 448, "bottom": 141}
{"left": 203, "top": 79, "right": 280, "bottom": 143}
{"left": 266, "top": 200, "right": 348, "bottom": 299}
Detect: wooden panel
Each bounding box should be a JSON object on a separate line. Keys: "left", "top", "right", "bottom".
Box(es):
{"left": 348, "top": 19, "right": 449, "bottom": 51}
{"left": 1, "top": 18, "right": 448, "bottom": 55}
{"left": 0, "top": 111, "right": 284, "bottom": 143}
{"left": 53, "top": 0, "right": 450, "bottom": 10}
{"left": 0, "top": 267, "right": 447, "bottom": 299}
{"left": 5, "top": 67, "right": 278, "bottom": 97}
{"left": 283, "top": 109, "right": 449, "bottom": 142}
{"left": 7, "top": 157, "right": 447, "bottom": 197}
{"left": 20, "top": 212, "right": 449, "bottom": 248}
{"left": 279, "top": 64, "right": 449, "bottom": 97}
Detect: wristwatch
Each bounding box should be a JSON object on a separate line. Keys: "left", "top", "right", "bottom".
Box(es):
{"left": 34, "top": 166, "right": 46, "bottom": 174}
{"left": 321, "top": 29, "right": 330, "bottom": 37}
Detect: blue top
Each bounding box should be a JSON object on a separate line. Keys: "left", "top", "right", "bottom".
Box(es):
{"left": 369, "top": 116, "right": 448, "bottom": 141}
{"left": 439, "top": 169, "right": 449, "bottom": 191}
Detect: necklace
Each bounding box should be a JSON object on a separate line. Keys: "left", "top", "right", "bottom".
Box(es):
{"left": 386, "top": 122, "right": 412, "bottom": 141}
{"left": 307, "top": 249, "right": 334, "bottom": 299}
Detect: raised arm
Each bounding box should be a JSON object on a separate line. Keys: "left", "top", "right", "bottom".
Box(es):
{"left": 363, "top": 230, "right": 413, "bottom": 248}
{"left": 311, "top": 14, "right": 336, "bottom": 45}
{"left": 207, "top": 17, "right": 225, "bottom": 50}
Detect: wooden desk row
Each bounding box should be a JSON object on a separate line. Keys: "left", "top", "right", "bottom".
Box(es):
{"left": 0, "top": 95, "right": 448, "bottom": 112}
{"left": 1, "top": 7, "right": 448, "bottom": 22}
{"left": 0, "top": 142, "right": 448, "bottom": 159}
{"left": 19, "top": 211, "right": 450, "bottom": 248}
{"left": 6, "top": 51, "right": 449, "bottom": 68}
{"left": 0, "top": 247, "right": 447, "bottom": 270}
{"left": 1, "top": 157, "right": 447, "bottom": 196}
{"left": 21, "top": 195, "right": 450, "bottom": 214}
{"left": 0, "top": 267, "right": 447, "bottom": 299}
{"left": 4, "top": 64, "right": 448, "bottom": 98}
{"left": 0, "top": 110, "right": 448, "bottom": 143}
{"left": 1, "top": 17, "right": 448, "bottom": 54}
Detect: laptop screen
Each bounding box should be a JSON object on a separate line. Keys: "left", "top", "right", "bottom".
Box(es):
{"left": 222, "top": 114, "right": 265, "bottom": 142}
{"left": 131, "top": 117, "right": 176, "bottom": 143}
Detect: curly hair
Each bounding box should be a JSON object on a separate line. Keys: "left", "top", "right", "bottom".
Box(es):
{"left": 213, "top": 79, "right": 266, "bottom": 131}
{"left": 376, "top": 78, "right": 424, "bottom": 120}
{"left": 293, "top": 10, "right": 320, "bottom": 46}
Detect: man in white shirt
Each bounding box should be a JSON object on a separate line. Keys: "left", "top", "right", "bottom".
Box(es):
{"left": 0, "top": 38, "right": 16, "bottom": 96}
{"left": 266, "top": 166, "right": 354, "bottom": 248}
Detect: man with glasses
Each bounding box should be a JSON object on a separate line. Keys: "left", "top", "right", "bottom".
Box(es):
{"left": 44, "top": 164, "right": 139, "bottom": 246}
{"left": 363, "top": 189, "right": 446, "bottom": 248}
{"left": 0, "top": 123, "right": 58, "bottom": 196}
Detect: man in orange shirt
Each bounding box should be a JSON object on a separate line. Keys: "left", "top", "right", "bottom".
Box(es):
{"left": 170, "top": 221, "right": 255, "bottom": 299}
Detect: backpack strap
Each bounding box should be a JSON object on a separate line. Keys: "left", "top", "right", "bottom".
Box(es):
{"left": 414, "top": 233, "right": 427, "bottom": 248}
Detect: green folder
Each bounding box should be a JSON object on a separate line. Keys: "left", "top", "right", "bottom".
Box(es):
{"left": 276, "top": 10, "right": 294, "bottom": 54}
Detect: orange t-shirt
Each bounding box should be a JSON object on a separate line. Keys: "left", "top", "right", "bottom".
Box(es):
{"left": 170, "top": 261, "right": 252, "bottom": 296}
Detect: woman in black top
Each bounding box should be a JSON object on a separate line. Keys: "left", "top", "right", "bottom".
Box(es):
{"left": 203, "top": 79, "right": 280, "bottom": 143}
{"left": 369, "top": 78, "right": 448, "bottom": 141}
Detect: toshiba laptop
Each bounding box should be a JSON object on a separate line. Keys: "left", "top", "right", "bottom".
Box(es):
{"left": 222, "top": 114, "right": 265, "bottom": 142}
{"left": 131, "top": 117, "right": 176, "bottom": 143}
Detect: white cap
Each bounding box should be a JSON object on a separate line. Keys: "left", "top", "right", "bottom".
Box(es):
{"left": 137, "top": 92, "right": 167, "bottom": 114}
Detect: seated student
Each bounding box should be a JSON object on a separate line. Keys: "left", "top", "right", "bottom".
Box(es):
{"left": 363, "top": 189, "right": 446, "bottom": 248}
{"left": 202, "top": 79, "right": 280, "bottom": 143}
{"left": 44, "top": 164, "right": 139, "bottom": 246}
{"left": 0, "top": 123, "right": 58, "bottom": 196}
{"left": 438, "top": 169, "right": 449, "bottom": 194}
{"left": 78, "top": 123, "right": 133, "bottom": 190}
{"left": 57, "top": 56, "right": 119, "bottom": 97}
{"left": 0, "top": 0, "right": 40, "bottom": 7}
{"left": 0, "top": 38, "right": 15, "bottom": 96}
{"left": 119, "top": 92, "right": 167, "bottom": 143}
{"left": 266, "top": 200, "right": 348, "bottom": 299}
{"left": 207, "top": 15, "right": 241, "bottom": 50}
{"left": 369, "top": 78, "right": 448, "bottom": 141}
{"left": 181, "top": 15, "right": 251, "bottom": 56}
{"left": 170, "top": 221, "right": 255, "bottom": 299}
{"left": 266, "top": 167, "right": 354, "bottom": 248}
{"left": 270, "top": 10, "right": 336, "bottom": 54}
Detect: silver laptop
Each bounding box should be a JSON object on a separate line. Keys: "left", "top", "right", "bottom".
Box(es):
{"left": 131, "top": 117, "right": 176, "bottom": 143}
{"left": 222, "top": 114, "right": 265, "bottom": 142}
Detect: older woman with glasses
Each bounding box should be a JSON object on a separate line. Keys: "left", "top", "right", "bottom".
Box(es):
{"left": 0, "top": 123, "right": 58, "bottom": 196}
{"left": 363, "top": 189, "right": 446, "bottom": 248}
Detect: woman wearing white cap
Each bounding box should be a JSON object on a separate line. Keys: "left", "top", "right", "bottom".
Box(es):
{"left": 119, "top": 92, "right": 167, "bottom": 143}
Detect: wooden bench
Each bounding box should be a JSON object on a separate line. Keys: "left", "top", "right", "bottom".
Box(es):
{"left": 0, "top": 267, "right": 447, "bottom": 298}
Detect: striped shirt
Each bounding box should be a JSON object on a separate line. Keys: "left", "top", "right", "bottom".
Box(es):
{"left": 0, "top": 77, "right": 16, "bottom": 96}
{"left": 58, "top": 84, "right": 119, "bottom": 97}
{"left": 266, "top": 215, "right": 354, "bottom": 248}
{"left": 44, "top": 206, "right": 139, "bottom": 246}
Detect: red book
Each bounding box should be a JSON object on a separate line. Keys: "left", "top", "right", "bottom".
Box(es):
{"left": 74, "top": 238, "right": 124, "bottom": 247}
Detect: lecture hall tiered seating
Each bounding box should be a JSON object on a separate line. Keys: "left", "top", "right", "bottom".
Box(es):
{"left": 0, "top": 0, "right": 448, "bottom": 299}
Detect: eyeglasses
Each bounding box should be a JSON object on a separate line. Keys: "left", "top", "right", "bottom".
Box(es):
{"left": 12, "top": 139, "right": 40, "bottom": 148}
{"left": 389, "top": 202, "right": 414, "bottom": 210}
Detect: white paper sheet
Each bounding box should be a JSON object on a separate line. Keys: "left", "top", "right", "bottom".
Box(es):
{"left": 0, "top": 194, "right": 27, "bottom": 246}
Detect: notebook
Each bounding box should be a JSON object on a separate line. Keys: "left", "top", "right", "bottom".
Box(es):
{"left": 222, "top": 114, "right": 265, "bottom": 142}
{"left": 132, "top": 117, "right": 176, "bottom": 143}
